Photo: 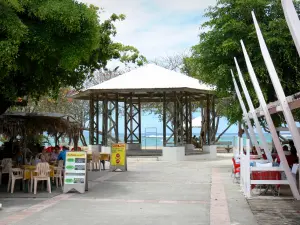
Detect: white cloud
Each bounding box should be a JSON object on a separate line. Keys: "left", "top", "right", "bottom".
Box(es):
{"left": 80, "top": 0, "right": 216, "bottom": 60}
{"left": 152, "top": 0, "right": 216, "bottom": 11}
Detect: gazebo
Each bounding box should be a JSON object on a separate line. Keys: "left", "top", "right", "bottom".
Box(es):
{"left": 73, "top": 64, "right": 215, "bottom": 154}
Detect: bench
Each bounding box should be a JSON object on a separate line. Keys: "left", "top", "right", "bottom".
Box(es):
{"left": 215, "top": 141, "right": 233, "bottom": 153}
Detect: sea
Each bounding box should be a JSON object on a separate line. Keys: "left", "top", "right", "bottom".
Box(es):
{"left": 72, "top": 131, "right": 280, "bottom": 148}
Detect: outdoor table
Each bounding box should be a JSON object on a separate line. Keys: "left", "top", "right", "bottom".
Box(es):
{"left": 251, "top": 171, "right": 281, "bottom": 196}
{"left": 21, "top": 165, "right": 55, "bottom": 192}
{"left": 22, "top": 165, "right": 55, "bottom": 180}
{"left": 87, "top": 153, "right": 110, "bottom": 161}
{"left": 87, "top": 153, "right": 110, "bottom": 170}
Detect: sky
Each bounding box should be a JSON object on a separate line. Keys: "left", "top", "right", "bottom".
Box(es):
{"left": 80, "top": 0, "right": 239, "bottom": 134}
{"left": 81, "top": 0, "right": 215, "bottom": 59}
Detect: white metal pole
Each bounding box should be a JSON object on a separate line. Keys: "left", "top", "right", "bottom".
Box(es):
{"left": 243, "top": 126, "right": 253, "bottom": 148}
{"left": 240, "top": 40, "right": 300, "bottom": 200}
{"left": 245, "top": 139, "right": 251, "bottom": 198}
{"left": 234, "top": 136, "right": 239, "bottom": 156}
{"left": 252, "top": 11, "right": 300, "bottom": 157}
{"left": 234, "top": 58, "right": 272, "bottom": 161}
{"left": 281, "top": 0, "right": 300, "bottom": 57}
{"left": 239, "top": 137, "right": 243, "bottom": 156}
{"left": 231, "top": 70, "right": 260, "bottom": 153}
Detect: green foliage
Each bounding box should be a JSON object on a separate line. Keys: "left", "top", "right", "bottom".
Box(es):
{"left": 0, "top": 0, "right": 146, "bottom": 114}
{"left": 184, "top": 0, "right": 300, "bottom": 124}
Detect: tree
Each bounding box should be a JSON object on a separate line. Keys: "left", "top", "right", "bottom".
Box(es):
{"left": 10, "top": 67, "right": 134, "bottom": 145}
{"left": 184, "top": 0, "right": 300, "bottom": 125}
{"left": 0, "top": 0, "right": 146, "bottom": 115}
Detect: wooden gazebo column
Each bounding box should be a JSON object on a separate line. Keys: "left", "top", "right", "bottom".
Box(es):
{"left": 184, "top": 93, "right": 193, "bottom": 145}
{"left": 89, "top": 94, "right": 99, "bottom": 145}
{"left": 163, "top": 91, "right": 193, "bottom": 147}
{"left": 163, "top": 92, "right": 179, "bottom": 147}
{"left": 206, "top": 94, "right": 211, "bottom": 145}
{"left": 124, "top": 95, "right": 141, "bottom": 144}
{"left": 102, "top": 94, "right": 119, "bottom": 146}
{"left": 102, "top": 97, "right": 108, "bottom": 146}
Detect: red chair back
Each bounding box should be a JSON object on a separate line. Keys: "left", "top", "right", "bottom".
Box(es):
{"left": 46, "top": 146, "right": 53, "bottom": 153}
{"left": 71, "top": 147, "right": 82, "bottom": 151}
{"left": 232, "top": 158, "right": 240, "bottom": 174}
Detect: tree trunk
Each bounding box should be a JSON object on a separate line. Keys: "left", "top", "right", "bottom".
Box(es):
{"left": 260, "top": 120, "right": 287, "bottom": 141}
{"left": 214, "top": 123, "right": 233, "bottom": 144}
{"left": 210, "top": 116, "right": 219, "bottom": 142}
{"left": 80, "top": 130, "right": 87, "bottom": 146}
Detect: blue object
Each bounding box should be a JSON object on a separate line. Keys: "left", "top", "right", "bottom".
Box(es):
{"left": 57, "top": 150, "right": 68, "bottom": 164}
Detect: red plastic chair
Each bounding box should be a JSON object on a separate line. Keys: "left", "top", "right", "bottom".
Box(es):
{"left": 46, "top": 146, "right": 53, "bottom": 153}
{"left": 232, "top": 157, "right": 240, "bottom": 182}
{"left": 71, "top": 147, "right": 82, "bottom": 151}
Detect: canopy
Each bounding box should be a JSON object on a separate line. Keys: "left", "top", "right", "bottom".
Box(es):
{"left": 72, "top": 64, "right": 214, "bottom": 101}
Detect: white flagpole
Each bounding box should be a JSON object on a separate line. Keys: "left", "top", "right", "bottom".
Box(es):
{"left": 234, "top": 58, "right": 272, "bottom": 162}
{"left": 241, "top": 39, "right": 300, "bottom": 200}
{"left": 252, "top": 11, "right": 300, "bottom": 158}
{"left": 281, "top": 0, "right": 300, "bottom": 57}
{"left": 231, "top": 70, "right": 261, "bottom": 154}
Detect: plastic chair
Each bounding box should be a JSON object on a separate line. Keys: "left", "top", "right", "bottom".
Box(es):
{"left": 232, "top": 157, "right": 240, "bottom": 182}
{"left": 58, "top": 160, "right": 64, "bottom": 168}
{"left": 7, "top": 167, "right": 24, "bottom": 193}
{"left": 0, "top": 158, "right": 12, "bottom": 185}
{"left": 53, "top": 167, "right": 63, "bottom": 188}
{"left": 89, "top": 152, "right": 101, "bottom": 171}
{"left": 31, "top": 163, "right": 51, "bottom": 194}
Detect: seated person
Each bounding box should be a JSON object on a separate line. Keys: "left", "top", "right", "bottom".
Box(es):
{"left": 276, "top": 145, "right": 297, "bottom": 167}
{"left": 40, "top": 148, "right": 50, "bottom": 162}
{"left": 57, "top": 146, "right": 69, "bottom": 164}
{"left": 283, "top": 145, "right": 290, "bottom": 155}
{"left": 251, "top": 146, "right": 258, "bottom": 155}
{"left": 15, "top": 150, "right": 23, "bottom": 165}
{"left": 50, "top": 145, "right": 60, "bottom": 161}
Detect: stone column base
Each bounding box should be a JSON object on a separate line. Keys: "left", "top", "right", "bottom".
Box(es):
{"left": 203, "top": 145, "right": 217, "bottom": 159}
{"left": 162, "top": 146, "right": 185, "bottom": 161}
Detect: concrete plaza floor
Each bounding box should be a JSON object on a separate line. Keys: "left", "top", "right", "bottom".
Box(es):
{"left": 0, "top": 155, "right": 270, "bottom": 225}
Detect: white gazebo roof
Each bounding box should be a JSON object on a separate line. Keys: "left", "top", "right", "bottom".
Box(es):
{"left": 88, "top": 64, "right": 213, "bottom": 91}
{"left": 73, "top": 64, "right": 214, "bottom": 101}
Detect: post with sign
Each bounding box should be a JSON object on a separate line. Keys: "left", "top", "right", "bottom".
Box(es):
{"left": 63, "top": 151, "right": 87, "bottom": 194}
{"left": 110, "top": 143, "right": 127, "bottom": 172}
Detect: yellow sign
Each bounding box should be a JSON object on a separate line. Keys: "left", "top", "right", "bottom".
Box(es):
{"left": 111, "top": 143, "right": 126, "bottom": 166}
{"left": 67, "top": 152, "right": 85, "bottom": 158}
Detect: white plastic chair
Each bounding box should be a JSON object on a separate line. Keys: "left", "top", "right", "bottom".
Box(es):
{"left": 31, "top": 162, "right": 51, "bottom": 194}
{"left": 58, "top": 160, "right": 64, "bottom": 168}
{"left": 53, "top": 167, "right": 63, "bottom": 188}
{"left": 0, "top": 158, "right": 12, "bottom": 185}
{"left": 7, "top": 167, "right": 24, "bottom": 193}
{"left": 90, "top": 152, "right": 101, "bottom": 171}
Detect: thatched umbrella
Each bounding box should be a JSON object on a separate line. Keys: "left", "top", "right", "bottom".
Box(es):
{"left": 0, "top": 112, "right": 81, "bottom": 149}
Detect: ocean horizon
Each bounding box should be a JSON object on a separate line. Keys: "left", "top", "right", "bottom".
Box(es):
{"left": 76, "top": 131, "right": 278, "bottom": 148}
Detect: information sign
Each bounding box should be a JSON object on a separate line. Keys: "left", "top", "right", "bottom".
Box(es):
{"left": 110, "top": 143, "right": 127, "bottom": 171}
{"left": 63, "top": 151, "right": 87, "bottom": 194}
